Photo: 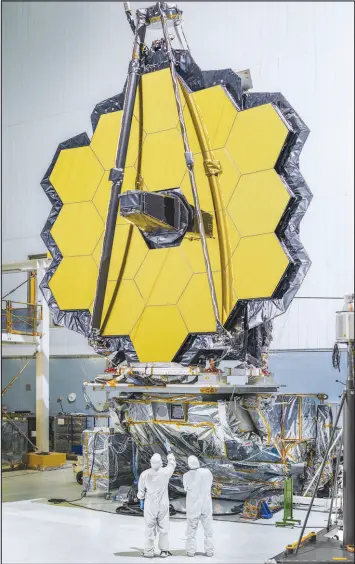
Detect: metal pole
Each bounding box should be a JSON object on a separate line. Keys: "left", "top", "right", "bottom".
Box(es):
{"left": 294, "top": 392, "right": 346, "bottom": 554}
{"left": 91, "top": 11, "right": 146, "bottom": 332}
{"left": 343, "top": 340, "right": 354, "bottom": 546}
{"left": 159, "top": 3, "right": 223, "bottom": 332}
{"left": 36, "top": 259, "right": 50, "bottom": 452}
{"left": 123, "top": 2, "right": 136, "bottom": 33}
{"left": 303, "top": 428, "right": 342, "bottom": 497}
{"left": 327, "top": 432, "right": 343, "bottom": 530}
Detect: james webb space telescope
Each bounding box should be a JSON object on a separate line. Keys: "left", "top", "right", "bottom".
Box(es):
{"left": 40, "top": 1, "right": 311, "bottom": 375}
{"left": 38, "top": 1, "right": 325, "bottom": 526}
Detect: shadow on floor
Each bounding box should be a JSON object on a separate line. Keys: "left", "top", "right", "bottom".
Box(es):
{"left": 114, "top": 548, "right": 205, "bottom": 558}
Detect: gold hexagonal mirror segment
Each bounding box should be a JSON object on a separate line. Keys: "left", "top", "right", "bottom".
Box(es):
{"left": 49, "top": 146, "right": 104, "bottom": 204}
{"left": 228, "top": 170, "right": 291, "bottom": 237}
{"left": 131, "top": 306, "right": 189, "bottom": 363}
{"left": 230, "top": 234, "right": 290, "bottom": 299}
{"left": 49, "top": 256, "right": 98, "bottom": 310}
{"left": 51, "top": 202, "right": 103, "bottom": 257}
{"left": 42, "top": 61, "right": 308, "bottom": 364}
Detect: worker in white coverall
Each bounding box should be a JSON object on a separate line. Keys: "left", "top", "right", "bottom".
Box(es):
{"left": 137, "top": 440, "right": 176, "bottom": 558}
{"left": 183, "top": 456, "right": 214, "bottom": 557}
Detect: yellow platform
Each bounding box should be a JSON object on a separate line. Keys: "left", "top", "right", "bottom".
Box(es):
{"left": 25, "top": 452, "right": 66, "bottom": 470}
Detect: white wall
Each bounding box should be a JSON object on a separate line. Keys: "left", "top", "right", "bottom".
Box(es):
{"left": 2, "top": 2, "right": 354, "bottom": 354}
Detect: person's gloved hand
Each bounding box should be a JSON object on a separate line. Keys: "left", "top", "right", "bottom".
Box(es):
{"left": 164, "top": 439, "right": 171, "bottom": 453}
{"left": 140, "top": 500, "right": 144, "bottom": 510}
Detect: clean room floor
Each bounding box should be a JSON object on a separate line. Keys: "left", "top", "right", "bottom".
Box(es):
{"left": 2, "top": 469, "right": 332, "bottom": 564}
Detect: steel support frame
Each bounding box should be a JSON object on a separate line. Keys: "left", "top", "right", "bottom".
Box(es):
{"left": 2, "top": 259, "right": 51, "bottom": 452}
{"left": 35, "top": 260, "right": 50, "bottom": 452}
{"left": 343, "top": 340, "right": 354, "bottom": 547}
{"left": 91, "top": 12, "right": 146, "bottom": 332}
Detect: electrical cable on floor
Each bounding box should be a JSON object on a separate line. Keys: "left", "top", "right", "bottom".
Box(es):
{"left": 47, "top": 488, "right": 330, "bottom": 528}
{"left": 48, "top": 498, "right": 330, "bottom": 528}
{"left": 174, "top": 508, "right": 237, "bottom": 517}
{"left": 48, "top": 430, "right": 100, "bottom": 506}
{"left": 45, "top": 426, "right": 332, "bottom": 528}
{"left": 173, "top": 508, "right": 329, "bottom": 527}
{"left": 116, "top": 503, "right": 143, "bottom": 516}
{"left": 2, "top": 471, "right": 39, "bottom": 479}
{"left": 63, "top": 491, "right": 330, "bottom": 528}
{"left": 100, "top": 502, "right": 330, "bottom": 527}
{"left": 65, "top": 501, "right": 116, "bottom": 514}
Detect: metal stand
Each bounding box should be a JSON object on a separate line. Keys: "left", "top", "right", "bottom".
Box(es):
{"left": 276, "top": 478, "right": 301, "bottom": 527}
{"left": 159, "top": 2, "right": 222, "bottom": 333}
{"left": 2, "top": 259, "right": 51, "bottom": 452}
{"left": 326, "top": 433, "right": 343, "bottom": 531}
{"left": 293, "top": 393, "right": 345, "bottom": 554}
{"left": 91, "top": 10, "right": 146, "bottom": 332}
{"left": 36, "top": 259, "right": 50, "bottom": 452}
{"left": 271, "top": 295, "right": 354, "bottom": 562}
{"left": 272, "top": 391, "right": 353, "bottom": 562}
{"left": 343, "top": 341, "right": 354, "bottom": 548}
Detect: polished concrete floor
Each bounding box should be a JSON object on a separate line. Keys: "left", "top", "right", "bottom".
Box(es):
{"left": 2, "top": 468, "right": 333, "bottom": 564}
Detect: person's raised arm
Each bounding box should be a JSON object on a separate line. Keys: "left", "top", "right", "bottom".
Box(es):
{"left": 166, "top": 452, "right": 176, "bottom": 477}
{"left": 163, "top": 440, "right": 176, "bottom": 477}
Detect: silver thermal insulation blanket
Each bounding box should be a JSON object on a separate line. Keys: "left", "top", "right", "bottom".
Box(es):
{"left": 1, "top": 419, "right": 28, "bottom": 465}
{"left": 83, "top": 395, "right": 333, "bottom": 515}
{"left": 82, "top": 429, "right": 133, "bottom": 493}
{"left": 303, "top": 404, "right": 335, "bottom": 495}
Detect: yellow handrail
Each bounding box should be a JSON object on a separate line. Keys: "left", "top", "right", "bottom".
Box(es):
{"left": 1, "top": 299, "right": 42, "bottom": 337}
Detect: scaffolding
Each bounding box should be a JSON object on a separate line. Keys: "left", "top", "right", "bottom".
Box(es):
{"left": 2, "top": 259, "right": 51, "bottom": 452}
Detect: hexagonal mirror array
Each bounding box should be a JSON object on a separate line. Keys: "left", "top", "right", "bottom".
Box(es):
{"left": 41, "top": 62, "right": 309, "bottom": 363}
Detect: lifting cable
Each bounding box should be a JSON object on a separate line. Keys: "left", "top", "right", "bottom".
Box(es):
{"left": 116, "top": 502, "right": 176, "bottom": 517}
{"left": 159, "top": 4, "right": 223, "bottom": 334}
{"left": 48, "top": 431, "right": 101, "bottom": 506}
{"left": 2, "top": 273, "right": 36, "bottom": 301}
{"left": 2, "top": 352, "right": 37, "bottom": 397}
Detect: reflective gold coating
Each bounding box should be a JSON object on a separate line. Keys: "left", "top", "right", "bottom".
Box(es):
{"left": 47, "top": 68, "right": 291, "bottom": 362}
